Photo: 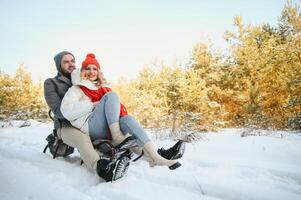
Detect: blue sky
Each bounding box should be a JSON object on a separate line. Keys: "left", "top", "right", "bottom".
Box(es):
{"left": 0, "top": 0, "right": 298, "bottom": 83}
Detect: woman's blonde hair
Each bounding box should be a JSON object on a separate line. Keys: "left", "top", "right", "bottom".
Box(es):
{"left": 80, "top": 68, "right": 107, "bottom": 86}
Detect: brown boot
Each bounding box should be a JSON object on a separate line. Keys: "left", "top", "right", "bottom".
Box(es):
{"left": 143, "top": 141, "right": 181, "bottom": 170}
{"left": 109, "top": 123, "right": 132, "bottom": 147}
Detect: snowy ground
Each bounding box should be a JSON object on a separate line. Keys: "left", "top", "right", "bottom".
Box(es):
{"left": 0, "top": 120, "right": 301, "bottom": 200}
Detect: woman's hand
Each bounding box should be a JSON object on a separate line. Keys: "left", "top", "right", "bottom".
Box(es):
{"left": 93, "top": 101, "right": 100, "bottom": 107}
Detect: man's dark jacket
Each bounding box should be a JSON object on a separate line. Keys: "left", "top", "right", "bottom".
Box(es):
{"left": 44, "top": 74, "right": 73, "bottom": 129}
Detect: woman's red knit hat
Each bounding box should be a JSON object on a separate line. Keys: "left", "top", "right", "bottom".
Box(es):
{"left": 81, "top": 53, "right": 100, "bottom": 69}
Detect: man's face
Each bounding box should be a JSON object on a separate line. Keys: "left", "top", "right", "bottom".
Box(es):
{"left": 60, "top": 54, "right": 75, "bottom": 75}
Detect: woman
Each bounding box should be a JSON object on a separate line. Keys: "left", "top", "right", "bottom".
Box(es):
{"left": 61, "top": 53, "right": 181, "bottom": 170}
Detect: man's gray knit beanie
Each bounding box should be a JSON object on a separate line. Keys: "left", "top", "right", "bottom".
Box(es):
{"left": 54, "top": 51, "right": 74, "bottom": 72}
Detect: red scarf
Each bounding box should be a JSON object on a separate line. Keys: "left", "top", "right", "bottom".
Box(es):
{"left": 79, "top": 85, "right": 128, "bottom": 117}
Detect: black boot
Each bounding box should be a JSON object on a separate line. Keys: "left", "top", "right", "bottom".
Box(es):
{"left": 96, "top": 158, "right": 115, "bottom": 182}
{"left": 96, "top": 155, "right": 131, "bottom": 182}
{"left": 158, "top": 140, "right": 185, "bottom": 160}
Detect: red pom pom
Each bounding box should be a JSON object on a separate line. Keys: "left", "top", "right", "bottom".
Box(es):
{"left": 86, "top": 53, "right": 95, "bottom": 59}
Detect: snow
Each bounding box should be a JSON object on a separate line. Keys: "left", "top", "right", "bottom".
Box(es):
{"left": 1, "top": 121, "right": 301, "bottom": 200}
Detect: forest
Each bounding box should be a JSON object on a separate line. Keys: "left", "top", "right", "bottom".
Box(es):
{"left": 1, "top": 2, "right": 300, "bottom": 132}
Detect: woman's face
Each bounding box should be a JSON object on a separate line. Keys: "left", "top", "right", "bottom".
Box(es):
{"left": 84, "top": 64, "right": 100, "bottom": 81}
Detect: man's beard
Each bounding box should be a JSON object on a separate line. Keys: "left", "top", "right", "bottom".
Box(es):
{"left": 61, "top": 70, "right": 72, "bottom": 79}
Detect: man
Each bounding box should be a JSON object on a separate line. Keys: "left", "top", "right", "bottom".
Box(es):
{"left": 44, "top": 51, "right": 185, "bottom": 181}
{"left": 44, "top": 51, "right": 113, "bottom": 180}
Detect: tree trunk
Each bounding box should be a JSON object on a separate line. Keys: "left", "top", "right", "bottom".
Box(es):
{"left": 171, "top": 112, "right": 176, "bottom": 133}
